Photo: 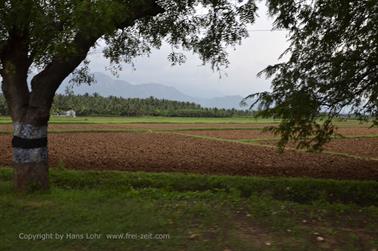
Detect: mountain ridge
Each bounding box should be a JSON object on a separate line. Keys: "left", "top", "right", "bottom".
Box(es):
{"left": 58, "top": 72, "right": 246, "bottom": 110}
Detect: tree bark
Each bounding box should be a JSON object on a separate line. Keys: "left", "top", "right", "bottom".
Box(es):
{"left": 12, "top": 123, "right": 49, "bottom": 191}
{"left": 2, "top": 73, "right": 51, "bottom": 192}
{"left": 1, "top": 35, "right": 52, "bottom": 192}
{"left": 0, "top": 33, "right": 49, "bottom": 192}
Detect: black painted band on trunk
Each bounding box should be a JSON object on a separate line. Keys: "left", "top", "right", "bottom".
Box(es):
{"left": 12, "top": 136, "right": 48, "bottom": 149}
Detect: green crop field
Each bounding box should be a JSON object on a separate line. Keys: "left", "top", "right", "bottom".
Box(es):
{"left": 0, "top": 116, "right": 282, "bottom": 125}
{"left": 1, "top": 115, "right": 370, "bottom": 126}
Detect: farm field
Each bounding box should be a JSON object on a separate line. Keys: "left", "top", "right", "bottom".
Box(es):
{"left": 1, "top": 116, "right": 378, "bottom": 250}
{"left": 0, "top": 116, "right": 377, "bottom": 180}
{"left": 0, "top": 116, "right": 282, "bottom": 125}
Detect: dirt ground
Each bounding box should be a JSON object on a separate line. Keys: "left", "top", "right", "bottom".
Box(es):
{"left": 1, "top": 132, "right": 377, "bottom": 180}
{"left": 254, "top": 137, "right": 378, "bottom": 159}
{"left": 181, "top": 129, "right": 275, "bottom": 140}
{"left": 257, "top": 138, "right": 378, "bottom": 158}
{"left": 181, "top": 128, "right": 378, "bottom": 159}
{"left": 181, "top": 127, "right": 378, "bottom": 140}
{"left": 324, "top": 138, "right": 378, "bottom": 159}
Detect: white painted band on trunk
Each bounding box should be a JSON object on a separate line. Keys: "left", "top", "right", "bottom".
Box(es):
{"left": 13, "top": 122, "right": 47, "bottom": 139}
{"left": 13, "top": 123, "right": 48, "bottom": 164}
{"left": 13, "top": 147, "right": 48, "bottom": 164}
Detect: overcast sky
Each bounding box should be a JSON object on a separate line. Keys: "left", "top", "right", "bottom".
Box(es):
{"left": 79, "top": 3, "right": 289, "bottom": 98}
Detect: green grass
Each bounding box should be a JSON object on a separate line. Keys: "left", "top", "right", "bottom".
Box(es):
{"left": 0, "top": 115, "right": 369, "bottom": 124}
{"left": 0, "top": 127, "right": 267, "bottom": 135}
{"left": 0, "top": 116, "right": 280, "bottom": 125}
{"left": 1, "top": 115, "right": 373, "bottom": 129}
{"left": 0, "top": 168, "right": 378, "bottom": 251}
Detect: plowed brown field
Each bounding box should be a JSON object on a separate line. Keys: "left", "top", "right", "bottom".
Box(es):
{"left": 325, "top": 138, "right": 378, "bottom": 159}
{"left": 256, "top": 138, "right": 378, "bottom": 159}
{"left": 180, "top": 127, "right": 378, "bottom": 140}
{"left": 1, "top": 130, "right": 377, "bottom": 180}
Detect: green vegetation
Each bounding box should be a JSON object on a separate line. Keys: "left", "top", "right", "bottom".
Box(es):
{"left": 0, "top": 168, "right": 377, "bottom": 251}
{"left": 0, "top": 115, "right": 279, "bottom": 125}
{"left": 55, "top": 94, "right": 252, "bottom": 117}
{"left": 1, "top": 114, "right": 369, "bottom": 126}
{"left": 0, "top": 93, "right": 252, "bottom": 118}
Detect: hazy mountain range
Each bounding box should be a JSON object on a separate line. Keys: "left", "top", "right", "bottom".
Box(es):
{"left": 59, "top": 72, "right": 246, "bottom": 110}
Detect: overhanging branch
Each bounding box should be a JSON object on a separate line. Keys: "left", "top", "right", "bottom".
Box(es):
{"left": 30, "top": 1, "right": 165, "bottom": 99}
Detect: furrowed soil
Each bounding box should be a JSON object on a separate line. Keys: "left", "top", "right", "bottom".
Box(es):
{"left": 257, "top": 138, "right": 378, "bottom": 159}
{"left": 181, "top": 127, "right": 378, "bottom": 140}
{"left": 325, "top": 138, "right": 378, "bottom": 159}
{"left": 1, "top": 132, "right": 377, "bottom": 180}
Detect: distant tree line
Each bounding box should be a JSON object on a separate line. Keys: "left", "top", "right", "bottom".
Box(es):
{"left": 0, "top": 93, "right": 252, "bottom": 117}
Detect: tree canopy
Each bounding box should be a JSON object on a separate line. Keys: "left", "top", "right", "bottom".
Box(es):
{"left": 246, "top": 0, "right": 377, "bottom": 151}
{"left": 0, "top": 0, "right": 257, "bottom": 75}
{"left": 0, "top": 0, "right": 258, "bottom": 126}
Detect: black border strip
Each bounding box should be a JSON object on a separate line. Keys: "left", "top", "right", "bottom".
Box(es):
{"left": 12, "top": 136, "right": 48, "bottom": 149}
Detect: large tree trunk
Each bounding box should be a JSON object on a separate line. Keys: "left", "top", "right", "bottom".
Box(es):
{"left": 1, "top": 35, "right": 91, "bottom": 192}
{"left": 12, "top": 122, "right": 49, "bottom": 191}
{"left": 1, "top": 42, "right": 53, "bottom": 192}
{"left": 11, "top": 98, "right": 52, "bottom": 192}
{"left": 2, "top": 82, "right": 52, "bottom": 191}
{"left": 7, "top": 91, "right": 53, "bottom": 192}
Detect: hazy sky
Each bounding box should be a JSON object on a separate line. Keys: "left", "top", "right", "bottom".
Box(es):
{"left": 77, "top": 3, "right": 289, "bottom": 98}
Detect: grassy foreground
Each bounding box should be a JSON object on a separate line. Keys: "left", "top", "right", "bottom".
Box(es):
{"left": 0, "top": 168, "right": 378, "bottom": 251}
